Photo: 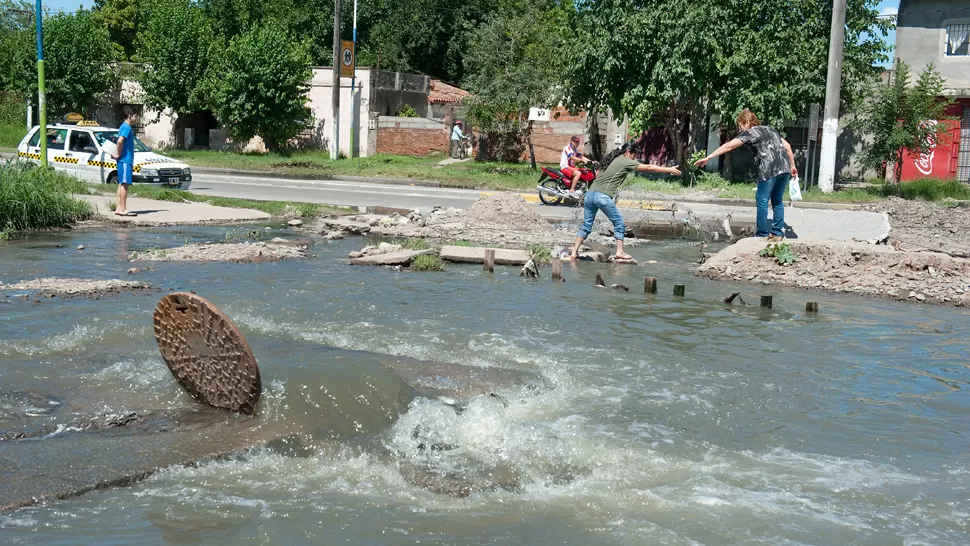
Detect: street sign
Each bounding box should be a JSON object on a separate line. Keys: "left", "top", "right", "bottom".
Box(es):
{"left": 529, "top": 107, "right": 550, "bottom": 121}
{"left": 340, "top": 40, "right": 355, "bottom": 78}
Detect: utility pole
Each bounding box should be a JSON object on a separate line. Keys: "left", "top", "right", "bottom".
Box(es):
{"left": 349, "top": 0, "right": 357, "bottom": 158}
{"left": 34, "top": 0, "right": 47, "bottom": 166}
{"left": 330, "top": 0, "right": 341, "bottom": 160}
{"left": 817, "top": 0, "right": 846, "bottom": 193}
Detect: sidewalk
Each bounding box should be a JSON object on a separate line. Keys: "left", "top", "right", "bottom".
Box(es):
{"left": 77, "top": 194, "right": 271, "bottom": 225}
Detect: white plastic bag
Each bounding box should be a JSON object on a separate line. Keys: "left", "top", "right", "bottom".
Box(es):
{"left": 788, "top": 175, "right": 803, "bottom": 202}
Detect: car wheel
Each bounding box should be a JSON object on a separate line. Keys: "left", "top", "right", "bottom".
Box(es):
{"left": 106, "top": 171, "right": 117, "bottom": 185}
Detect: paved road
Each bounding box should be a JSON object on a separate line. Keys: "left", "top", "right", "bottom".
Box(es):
{"left": 189, "top": 172, "right": 759, "bottom": 225}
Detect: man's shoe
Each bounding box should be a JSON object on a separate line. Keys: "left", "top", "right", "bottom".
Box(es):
{"left": 767, "top": 234, "right": 784, "bottom": 243}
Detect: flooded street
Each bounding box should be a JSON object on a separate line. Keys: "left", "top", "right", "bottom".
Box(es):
{"left": 2, "top": 226, "right": 969, "bottom": 545}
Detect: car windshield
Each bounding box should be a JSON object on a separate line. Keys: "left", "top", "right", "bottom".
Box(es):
{"left": 93, "top": 130, "right": 152, "bottom": 152}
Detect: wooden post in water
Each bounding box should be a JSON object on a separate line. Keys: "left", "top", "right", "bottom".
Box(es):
{"left": 644, "top": 277, "right": 657, "bottom": 294}
{"left": 761, "top": 295, "right": 773, "bottom": 309}
{"left": 552, "top": 258, "right": 563, "bottom": 282}
{"left": 483, "top": 249, "right": 495, "bottom": 273}
{"left": 595, "top": 271, "right": 606, "bottom": 287}
{"left": 806, "top": 302, "right": 819, "bottom": 313}
{"left": 673, "top": 284, "right": 685, "bottom": 297}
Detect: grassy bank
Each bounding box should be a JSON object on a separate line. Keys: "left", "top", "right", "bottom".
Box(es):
{"left": 0, "top": 162, "right": 93, "bottom": 236}
{"left": 0, "top": 123, "right": 24, "bottom": 149}
{"left": 95, "top": 183, "right": 352, "bottom": 217}
{"left": 160, "top": 150, "right": 539, "bottom": 190}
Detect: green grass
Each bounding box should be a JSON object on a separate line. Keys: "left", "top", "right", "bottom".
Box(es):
{"left": 159, "top": 150, "right": 541, "bottom": 190}
{"left": 103, "top": 184, "right": 352, "bottom": 216}
{"left": 410, "top": 253, "right": 446, "bottom": 271}
{"left": 387, "top": 238, "right": 430, "bottom": 251}
{"left": 0, "top": 123, "right": 24, "bottom": 148}
{"left": 0, "top": 162, "right": 93, "bottom": 232}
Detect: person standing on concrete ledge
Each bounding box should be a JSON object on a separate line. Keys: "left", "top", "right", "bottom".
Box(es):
{"left": 694, "top": 109, "right": 797, "bottom": 242}
{"left": 570, "top": 143, "right": 681, "bottom": 261}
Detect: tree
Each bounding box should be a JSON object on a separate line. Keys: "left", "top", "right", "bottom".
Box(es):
{"left": 6, "top": 10, "right": 119, "bottom": 115}
{"left": 564, "top": 0, "right": 893, "bottom": 172}
{"left": 850, "top": 60, "right": 954, "bottom": 186}
{"left": 204, "top": 24, "right": 312, "bottom": 151}
{"left": 92, "top": 0, "right": 140, "bottom": 60}
{"left": 137, "top": 0, "right": 213, "bottom": 114}
{"left": 461, "top": 0, "right": 565, "bottom": 166}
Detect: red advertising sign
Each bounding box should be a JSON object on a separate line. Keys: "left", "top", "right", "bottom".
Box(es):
{"left": 899, "top": 119, "right": 960, "bottom": 181}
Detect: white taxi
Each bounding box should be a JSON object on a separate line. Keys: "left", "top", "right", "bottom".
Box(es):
{"left": 16, "top": 120, "right": 192, "bottom": 189}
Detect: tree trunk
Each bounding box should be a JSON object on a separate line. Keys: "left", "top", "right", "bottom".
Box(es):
{"left": 724, "top": 150, "right": 734, "bottom": 181}
{"left": 526, "top": 119, "right": 537, "bottom": 171}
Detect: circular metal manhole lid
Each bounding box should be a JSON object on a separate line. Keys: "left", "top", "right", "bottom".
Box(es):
{"left": 153, "top": 292, "right": 261, "bottom": 414}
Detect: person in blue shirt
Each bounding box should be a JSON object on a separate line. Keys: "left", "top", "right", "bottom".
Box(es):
{"left": 450, "top": 121, "right": 465, "bottom": 159}
{"left": 111, "top": 106, "right": 139, "bottom": 216}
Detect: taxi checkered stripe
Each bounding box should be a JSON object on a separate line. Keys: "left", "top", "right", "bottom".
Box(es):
{"left": 133, "top": 159, "right": 174, "bottom": 174}
{"left": 89, "top": 159, "right": 117, "bottom": 168}
{"left": 54, "top": 156, "right": 80, "bottom": 164}
{"left": 18, "top": 151, "right": 41, "bottom": 160}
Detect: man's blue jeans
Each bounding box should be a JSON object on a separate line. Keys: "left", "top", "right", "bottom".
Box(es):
{"left": 577, "top": 191, "right": 624, "bottom": 240}
{"left": 756, "top": 173, "right": 791, "bottom": 237}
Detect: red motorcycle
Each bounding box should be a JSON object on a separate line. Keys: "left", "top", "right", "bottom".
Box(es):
{"left": 536, "top": 161, "right": 598, "bottom": 206}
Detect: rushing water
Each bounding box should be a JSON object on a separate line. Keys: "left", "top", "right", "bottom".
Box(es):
{"left": 1, "top": 226, "right": 969, "bottom": 545}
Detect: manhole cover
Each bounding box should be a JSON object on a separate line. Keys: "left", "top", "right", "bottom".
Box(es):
{"left": 153, "top": 292, "right": 261, "bottom": 414}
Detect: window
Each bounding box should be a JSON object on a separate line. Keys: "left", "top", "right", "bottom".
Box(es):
{"left": 69, "top": 131, "right": 96, "bottom": 153}
{"left": 27, "top": 129, "right": 40, "bottom": 147}
{"left": 93, "top": 130, "right": 152, "bottom": 152}
{"left": 946, "top": 24, "right": 970, "bottom": 57}
{"left": 46, "top": 129, "right": 67, "bottom": 150}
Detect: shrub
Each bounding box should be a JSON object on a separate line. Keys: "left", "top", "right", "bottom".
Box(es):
{"left": 392, "top": 238, "right": 430, "bottom": 251}
{"left": 410, "top": 254, "right": 446, "bottom": 271}
{"left": 395, "top": 104, "right": 419, "bottom": 118}
{"left": 0, "top": 162, "right": 92, "bottom": 231}
{"left": 759, "top": 242, "right": 797, "bottom": 265}
{"left": 526, "top": 243, "right": 552, "bottom": 265}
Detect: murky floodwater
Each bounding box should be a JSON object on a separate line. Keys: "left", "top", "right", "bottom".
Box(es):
{"left": 1, "top": 225, "right": 969, "bottom": 545}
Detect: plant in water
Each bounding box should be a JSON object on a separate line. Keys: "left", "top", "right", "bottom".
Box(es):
{"left": 391, "top": 238, "right": 430, "bottom": 251}
{"left": 526, "top": 243, "right": 552, "bottom": 265}
{"left": 410, "top": 254, "right": 446, "bottom": 271}
{"left": 759, "top": 242, "right": 797, "bottom": 265}
{"left": 223, "top": 228, "right": 263, "bottom": 242}
{"left": 0, "top": 222, "right": 15, "bottom": 241}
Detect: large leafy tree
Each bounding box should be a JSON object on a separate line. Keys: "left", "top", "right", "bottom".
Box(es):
{"left": 92, "top": 0, "right": 141, "bottom": 60}
{"left": 462, "top": 0, "right": 565, "bottom": 166}
{"left": 850, "top": 60, "right": 954, "bottom": 185}
{"left": 204, "top": 24, "right": 312, "bottom": 151}
{"left": 564, "top": 0, "right": 893, "bottom": 170}
{"left": 6, "top": 10, "right": 119, "bottom": 115}
{"left": 136, "top": 0, "right": 213, "bottom": 114}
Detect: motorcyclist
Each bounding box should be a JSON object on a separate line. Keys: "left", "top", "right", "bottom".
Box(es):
{"left": 559, "top": 135, "right": 586, "bottom": 197}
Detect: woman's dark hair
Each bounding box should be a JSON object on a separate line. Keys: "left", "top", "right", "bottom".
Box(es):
{"left": 598, "top": 142, "right": 639, "bottom": 173}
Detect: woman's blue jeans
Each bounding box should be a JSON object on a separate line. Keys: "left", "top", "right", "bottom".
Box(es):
{"left": 577, "top": 191, "right": 624, "bottom": 240}
{"left": 756, "top": 173, "right": 791, "bottom": 237}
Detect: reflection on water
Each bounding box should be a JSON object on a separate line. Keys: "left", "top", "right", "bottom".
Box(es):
{"left": 2, "top": 226, "right": 970, "bottom": 545}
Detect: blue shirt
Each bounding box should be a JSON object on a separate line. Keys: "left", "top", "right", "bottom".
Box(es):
{"left": 117, "top": 122, "right": 135, "bottom": 164}
{"left": 451, "top": 125, "right": 464, "bottom": 141}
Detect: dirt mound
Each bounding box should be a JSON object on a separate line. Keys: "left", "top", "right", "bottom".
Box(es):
{"left": 129, "top": 241, "right": 310, "bottom": 263}
{"left": 466, "top": 194, "right": 553, "bottom": 232}
{"left": 857, "top": 198, "right": 970, "bottom": 258}
{"left": 1, "top": 278, "right": 153, "bottom": 297}
{"left": 698, "top": 238, "right": 970, "bottom": 306}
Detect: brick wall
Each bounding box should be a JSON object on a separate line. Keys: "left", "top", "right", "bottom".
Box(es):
{"left": 376, "top": 117, "right": 449, "bottom": 156}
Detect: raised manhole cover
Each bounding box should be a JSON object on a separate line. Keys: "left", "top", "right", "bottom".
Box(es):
{"left": 153, "top": 292, "right": 261, "bottom": 414}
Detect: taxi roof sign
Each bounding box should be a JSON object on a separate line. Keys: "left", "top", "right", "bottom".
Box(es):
{"left": 65, "top": 112, "right": 83, "bottom": 123}
{"left": 77, "top": 120, "right": 100, "bottom": 126}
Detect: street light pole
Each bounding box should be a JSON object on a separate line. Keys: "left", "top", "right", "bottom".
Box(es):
{"left": 817, "top": 0, "right": 847, "bottom": 193}
{"left": 35, "top": 0, "right": 47, "bottom": 167}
